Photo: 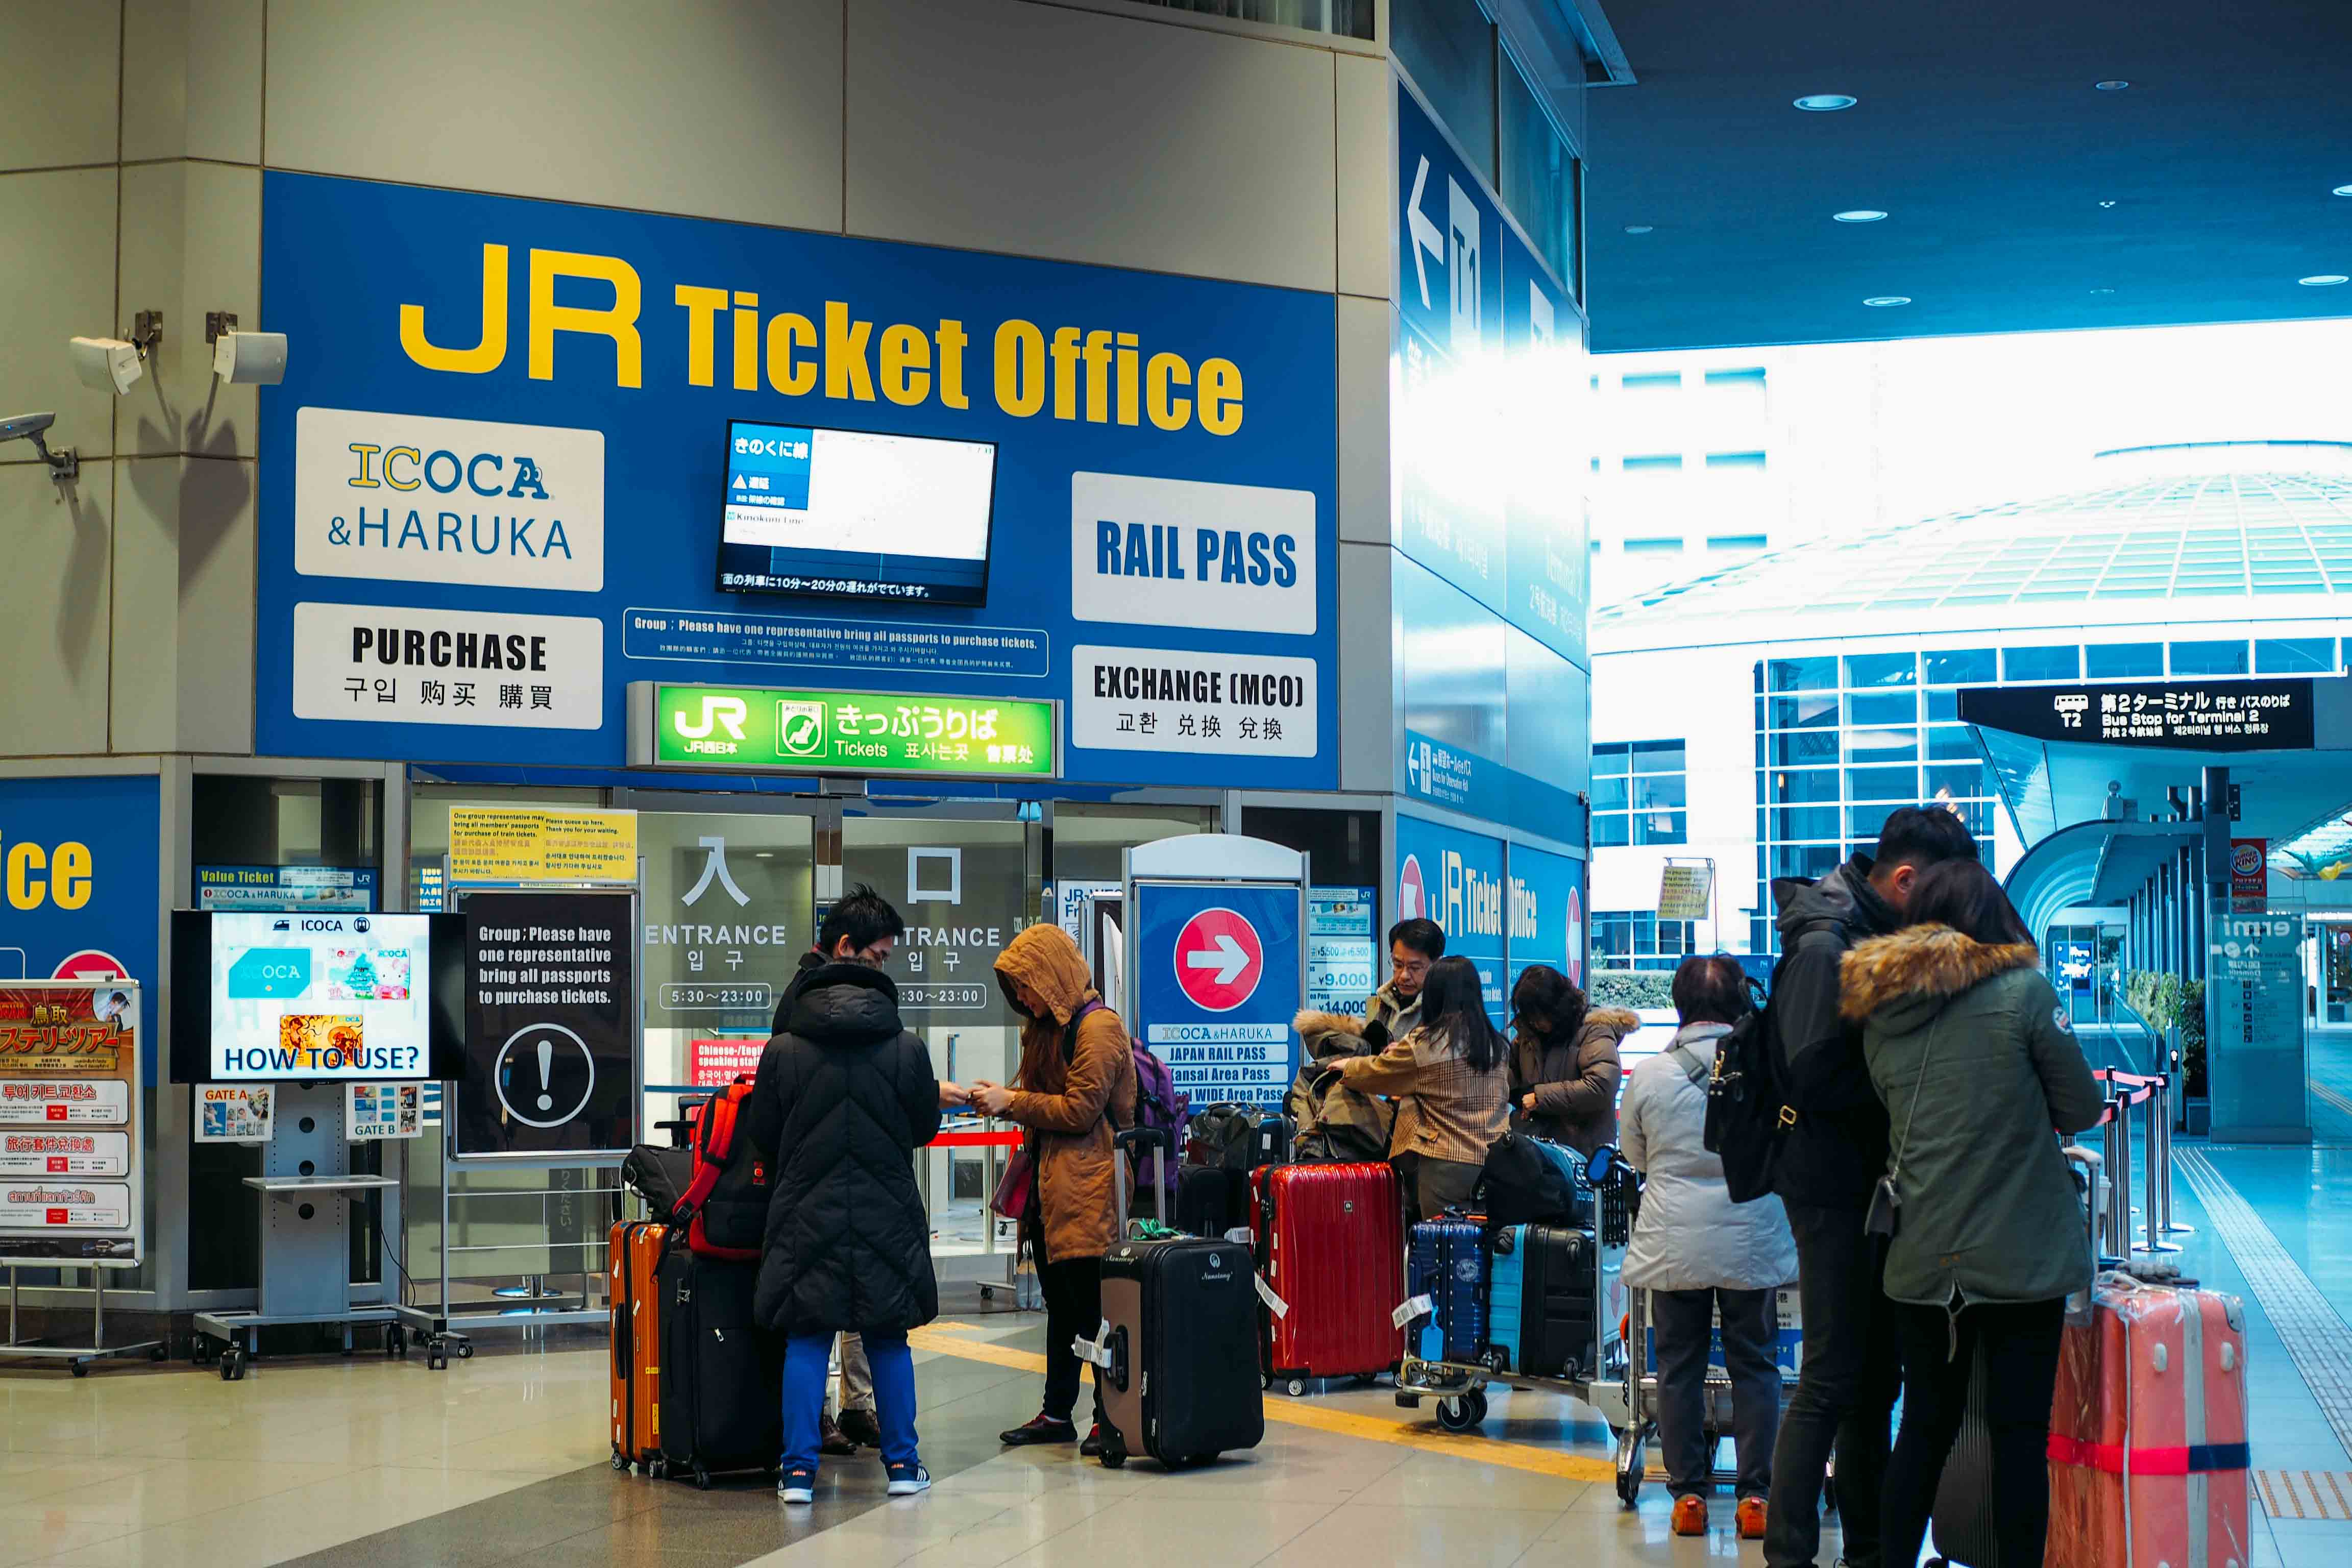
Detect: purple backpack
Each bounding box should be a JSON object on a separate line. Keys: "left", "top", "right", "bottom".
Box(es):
{"left": 1126, "top": 1038, "right": 1190, "bottom": 1212}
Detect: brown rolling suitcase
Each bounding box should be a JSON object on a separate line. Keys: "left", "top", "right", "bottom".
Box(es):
{"left": 609, "top": 1219, "right": 668, "bottom": 1474}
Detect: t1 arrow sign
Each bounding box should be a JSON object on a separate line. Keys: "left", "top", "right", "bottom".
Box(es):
{"left": 1406, "top": 156, "right": 1445, "bottom": 310}
{"left": 1185, "top": 933, "right": 1251, "bottom": 986}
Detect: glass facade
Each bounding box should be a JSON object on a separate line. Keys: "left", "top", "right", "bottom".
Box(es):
{"left": 1592, "top": 909, "right": 1695, "bottom": 972}
{"left": 1752, "top": 651, "right": 1998, "bottom": 954}
{"left": 1593, "top": 740, "right": 1685, "bottom": 846}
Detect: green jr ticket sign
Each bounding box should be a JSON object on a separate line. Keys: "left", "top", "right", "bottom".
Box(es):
{"left": 628, "top": 682, "right": 1057, "bottom": 778}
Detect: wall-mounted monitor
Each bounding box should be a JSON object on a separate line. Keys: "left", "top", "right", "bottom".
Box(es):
{"left": 715, "top": 420, "right": 997, "bottom": 605}
{"left": 169, "top": 910, "right": 463, "bottom": 1083}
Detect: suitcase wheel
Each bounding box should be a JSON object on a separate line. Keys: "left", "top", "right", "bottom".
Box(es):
{"left": 611, "top": 1449, "right": 629, "bottom": 1472}
{"left": 1284, "top": 1377, "right": 1308, "bottom": 1399}
{"left": 1099, "top": 1429, "right": 1128, "bottom": 1469}
{"left": 693, "top": 1467, "right": 712, "bottom": 1490}
{"left": 1434, "top": 1391, "right": 1486, "bottom": 1432}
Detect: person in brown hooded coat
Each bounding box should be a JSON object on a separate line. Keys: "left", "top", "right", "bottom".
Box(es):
{"left": 969, "top": 924, "right": 1137, "bottom": 1456}
{"left": 1507, "top": 964, "right": 1639, "bottom": 1158}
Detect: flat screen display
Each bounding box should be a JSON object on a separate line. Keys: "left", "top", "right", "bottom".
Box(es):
{"left": 202, "top": 912, "right": 437, "bottom": 1080}
{"left": 716, "top": 420, "right": 997, "bottom": 604}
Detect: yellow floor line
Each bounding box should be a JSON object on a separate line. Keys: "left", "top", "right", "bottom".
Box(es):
{"left": 908, "top": 1325, "right": 1618, "bottom": 1482}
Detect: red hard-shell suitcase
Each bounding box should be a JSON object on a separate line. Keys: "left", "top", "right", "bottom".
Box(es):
{"left": 2045, "top": 1276, "right": 2251, "bottom": 1568}
{"left": 1252, "top": 1162, "right": 1405, "bottom": 1390}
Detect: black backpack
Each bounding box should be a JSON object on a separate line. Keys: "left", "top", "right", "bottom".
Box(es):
{"left": 1703, "top": 949, "right": 1803, "bottom": 1205}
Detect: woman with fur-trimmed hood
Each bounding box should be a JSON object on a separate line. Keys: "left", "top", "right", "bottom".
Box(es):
{"left": 1839, "top": 857, "right": 2103, "bottom": 1568}
{"left": 1506, "top": 965, "right": 1638, "bottom": 1158}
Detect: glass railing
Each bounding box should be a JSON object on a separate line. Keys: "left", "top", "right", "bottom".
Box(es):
{"left": 2100, "top": 975, "right": 2163, "bottom": 1077}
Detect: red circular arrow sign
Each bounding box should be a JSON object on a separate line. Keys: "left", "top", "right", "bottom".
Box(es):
{"left": 51, "top": 950, "right": 130, "bottom": 981}
{"left": 1398, "top": 854, "right": 1427, "bottom": 922}
{"left": 1172, "top": 907, "right": 1264, "bottom": 1013}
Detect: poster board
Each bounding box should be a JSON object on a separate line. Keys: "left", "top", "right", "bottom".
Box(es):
{"left": 194, "top": 1084, "right": 276, "bottom": 1143}
{"left": 454, "top": 889, "right": 638, "bottom": 1158}
{"left": 0, "top": 982, "right": 143, "bottom": 1267}
{"left": 448, "top": 807, "right": 638, "bottom": 885}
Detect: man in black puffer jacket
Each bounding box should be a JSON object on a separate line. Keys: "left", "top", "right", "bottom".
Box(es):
{"left": 1763, "top": 806, "right": 1977, "bottom": 1568}
{"left": 748, "top": 943, "right": 944, "bottom": 1504}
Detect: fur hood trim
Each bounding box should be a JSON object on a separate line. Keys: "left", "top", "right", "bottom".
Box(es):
{"left": 1839, "top": 925, "right": 2040, "bottom": 1020}
{"left": 1295, "top": 1009, "right": 1365, "bottom": 1038}
{"left": 1582, "top": 1007, "right": 1640, "bottom": 1037}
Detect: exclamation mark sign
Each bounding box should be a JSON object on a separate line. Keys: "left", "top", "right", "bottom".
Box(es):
{"left": 536, "top": 1037, "right": 554, "bottom": 1112}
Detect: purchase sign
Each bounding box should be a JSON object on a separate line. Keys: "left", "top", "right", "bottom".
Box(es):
{"left": 629, "top": 681, "right": 1056, "bottom": 778}
{"left": 455, "top": 890, "right": 636, "bottom": 1158}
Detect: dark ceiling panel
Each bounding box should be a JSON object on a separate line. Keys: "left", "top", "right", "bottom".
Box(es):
{"left": 1585, "top": 0, "right": 2352, "bottom": 351}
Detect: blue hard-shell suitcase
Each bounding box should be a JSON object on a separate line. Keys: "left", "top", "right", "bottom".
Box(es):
{"left": 1408, "top": 1219, "right": 1486, "bottom": 1363}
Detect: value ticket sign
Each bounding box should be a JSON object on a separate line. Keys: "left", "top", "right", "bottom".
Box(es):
{"left": 629, "top": 681, "right": 1057, "bottom": 779}
{"left": 0, "top": 982, "right": 143, "bottom": 1266}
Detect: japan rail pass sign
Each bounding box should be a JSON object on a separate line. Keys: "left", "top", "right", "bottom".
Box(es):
{"left": 631, "top": 682, "right": 1056, "bottom": 778}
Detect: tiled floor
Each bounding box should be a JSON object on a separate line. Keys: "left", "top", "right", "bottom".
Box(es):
{"left": 7, "top": 1142, "right": 2352, "bottom": 1566}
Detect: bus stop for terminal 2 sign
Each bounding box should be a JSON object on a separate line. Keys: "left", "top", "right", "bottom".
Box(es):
{"left": 1123, "top": 836, "right": 1307, "bottom": 1113}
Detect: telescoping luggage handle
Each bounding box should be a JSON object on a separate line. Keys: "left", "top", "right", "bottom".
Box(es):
{"left": 1107, "top": 1125, "right": 1292, "bottom": 1321}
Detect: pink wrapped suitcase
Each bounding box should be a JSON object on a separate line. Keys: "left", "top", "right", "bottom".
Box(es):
{"left": 2046, "top": 1275, "right": 2251, "bottom": 1568}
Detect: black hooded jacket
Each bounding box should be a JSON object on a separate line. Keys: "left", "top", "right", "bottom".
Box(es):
{"left": 746, "top": 962, "right": 943, "bottom": 1338}
{"left": 1768, "top": 854, "right": 1898, "bottom": 1210}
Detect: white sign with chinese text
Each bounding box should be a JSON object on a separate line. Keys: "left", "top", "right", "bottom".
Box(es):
{"left": 1068, "top": 645, "right": 1316, "bottom": 758}
{"left": 290, "top": 602, "right": 603, "bottom": 728}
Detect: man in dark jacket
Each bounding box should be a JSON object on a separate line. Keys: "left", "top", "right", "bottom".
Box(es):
{"left": 747, "top": 891, "right": 947, "bottom": 1504}
{"left": 757, "top": 887, "right": 964, "bottom": 1457}
{"left": 1763, "top": 805, "right": 1977, "bottom": 1568}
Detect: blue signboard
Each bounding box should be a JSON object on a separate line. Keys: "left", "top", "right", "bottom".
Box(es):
{"left": 0, "top": 777, "right": 161, "bottom": 1083}
{"left": 1393, "top": 83, "right": 1582, "bottom": 667}
{"left": 1505, "top": 842, "right": 1587, "bottom": 1000}
{"left": 257, "top": 172, "right": 1338, "bottom": 790}
{"left": 1131, "top": 880, "right": 1304, "bottom": 1110}
{"left": 1394, "top": 813, "right": 1506, "bottom": 1022}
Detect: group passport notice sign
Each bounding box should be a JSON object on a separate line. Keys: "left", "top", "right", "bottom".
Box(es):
{"left": 629, "top": 681, "right": 1056, "bottom": 778}
{"left": 0, "top": 983, "right": 144, "bottom": 1267}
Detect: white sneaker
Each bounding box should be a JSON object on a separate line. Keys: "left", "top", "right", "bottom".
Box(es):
{"left": 886, "top": 1464, "right": 932, "bottom": 1497}
{"left": 778, "top": 1470, "right": 815, "bottom": 1504}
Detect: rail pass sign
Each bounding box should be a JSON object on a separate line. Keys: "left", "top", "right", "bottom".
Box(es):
{"left": 630, "top": 682, "right": 1055, "bottom": 778}
{"left": 0, "top": 983, "right": 143, "bottom": 1266}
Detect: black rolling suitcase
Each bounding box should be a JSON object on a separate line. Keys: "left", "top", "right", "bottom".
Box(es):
{"left": 658, "top": 1248, "right": 783, "bottom": 1488}
{"left": 1092, "top": 1128, "right": 1265, "bottom": 1469}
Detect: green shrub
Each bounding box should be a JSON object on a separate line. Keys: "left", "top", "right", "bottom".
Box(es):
{"left": 1589, "top": 968, "right": 1674, "bottom": 1010}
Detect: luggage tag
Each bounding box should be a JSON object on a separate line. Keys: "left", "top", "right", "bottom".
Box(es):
{"left": 1255, "top": 1273, "right": 1290, "bottom": 1319}
{"left": 1072, "top": 1318, "right": 1115, "bottom": 1369}
{"left": 1391, "top": 1292, "right": 1435, "bottom": 1330}
{"left": 1223, "top": 1226, "right": 1254, "bottom": 1245}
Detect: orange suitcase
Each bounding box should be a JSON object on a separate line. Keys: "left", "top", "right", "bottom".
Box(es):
{"left": 609, "top": 1220, "right": 668, "bottom": 1473}
{"left": 2046, "top": 1276, "right": 2251, "bottom": 1568}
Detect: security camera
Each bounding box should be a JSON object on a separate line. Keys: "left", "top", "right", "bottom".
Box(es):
{"left": 0, "top": 410, "right": 77, "bottom": 483}
{"left": 71, "top": 336, "right": 144, "bottom": 395}
{"left": 213, "top": 330, "right": 286, "bottom": 386}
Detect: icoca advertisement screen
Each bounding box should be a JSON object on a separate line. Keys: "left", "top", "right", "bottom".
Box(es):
{"left": 716, "top": 420, "right": 997, "bottom": 604}
{"left": 207, "top": 913, "right": 434, "bottom": 1080}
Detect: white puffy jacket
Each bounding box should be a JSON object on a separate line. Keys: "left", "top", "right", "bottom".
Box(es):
{"left": 1619, "top": 1022, "right": 1798, "bottom": 1293}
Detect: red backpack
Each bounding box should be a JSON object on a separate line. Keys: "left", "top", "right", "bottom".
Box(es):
{"left": 670, "top": 1077, "right": 767, "bottom": 1261}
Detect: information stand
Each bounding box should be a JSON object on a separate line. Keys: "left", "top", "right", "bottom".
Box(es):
{"left": 1123, "top": 835, "right": 1309, "bottom": 1112}
{"left": 192, "top": 1079, "right": 409, "bottom": 1379}
{"left": 0, "top": 981, "right": 163, "bottom": 1375}
{"left": 400, "top": 868, "right": 641, "bottom": 1355}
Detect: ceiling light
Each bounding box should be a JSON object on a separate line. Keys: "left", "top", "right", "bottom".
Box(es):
{"left": 2099, "top": 200, "right": 2119, "bottom": 208}
{"left": 1863, "top": 296, "right": 1911, "bottom": 307}
{"left": 2300, "top": 275, "right": 2350, "bottom": 287}
{"left": 2095, "top": 80, "right": 2129, "bottom": 91}
{"left": 1794, "top": 94, "right": 1857, "bottom": 111}
{"left": 2335, "top": 185, "right": 2352, "bottom": 197}
{"left": 1834, "top": 210, "right": 1888, "bottom": 223}
{"left": 1623, "top": 224, "right": 1654, "bottom": 234}
{"left": 2090, "top": 288, "right": 2116, "bottom": 295}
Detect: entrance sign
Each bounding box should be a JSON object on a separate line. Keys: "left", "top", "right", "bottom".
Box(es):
{"left": 1958, "top": 678, "right": 2315, "bottom": 751}
{"left": 630, "top": 681, "right": 1058, "bottom": 779}
{"left": 0, "top": 983, "right": 143, "bottom": 1267}
{"left": 456, "top": 891, "right": 637, "bottom": 1158}
{"left": 449, "top": 807, "right": 638, "bottom": 884}
{"left": 1126, "top": 836, "right": 1306, "bottom": 1111}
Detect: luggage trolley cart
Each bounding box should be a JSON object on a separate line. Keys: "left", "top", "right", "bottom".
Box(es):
{"left": 1392, "top": 1152, "right": 1638, "bottom": 1436}
{"left": 1601, "top": 1282, "right": 1804, "bottom": 1508}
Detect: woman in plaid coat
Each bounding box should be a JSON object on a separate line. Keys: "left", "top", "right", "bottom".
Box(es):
{"left": 1332, "top": 954, "right": 1511, "bottom": 1220}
